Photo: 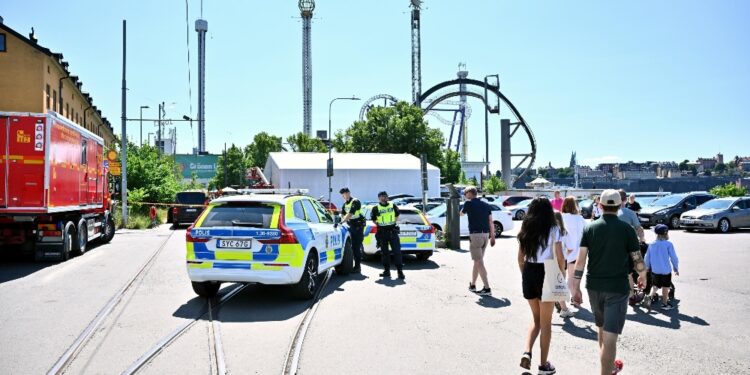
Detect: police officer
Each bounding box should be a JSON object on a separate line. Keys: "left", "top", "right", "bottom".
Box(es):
{"left": 339, "top": 187, "right": 364, "bottom": 273}
{"left": 370, "top": 191, "right": 405, "bottom": 279}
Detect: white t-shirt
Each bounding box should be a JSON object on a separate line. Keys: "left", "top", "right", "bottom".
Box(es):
{"left": 561, "top": 213, "right": 586, "bottom": 263}
{"left": 526, "top": 226, "right": 561, "bottom": 264}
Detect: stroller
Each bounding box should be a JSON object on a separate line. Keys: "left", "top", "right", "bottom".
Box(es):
{"left": 633, "top": 241, "right": 676, "bottom": 310}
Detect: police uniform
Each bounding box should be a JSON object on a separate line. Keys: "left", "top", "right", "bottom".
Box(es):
{"left": 341, "top": 196, "right": 365, "bottom": 270}
{"left": 370, "top": 197, "right": 404, "bottom": 278}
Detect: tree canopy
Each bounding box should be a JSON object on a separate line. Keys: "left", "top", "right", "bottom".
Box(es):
{"left": 210, "top": 144, "right": 247, "bottom": 189}
{"left": 244, "top": 132, "right": 283, "bottom": 169}
{"left": 287, "top": 132, "right": 328, "bottom": 152}
{"left": 124, "top": 143, "right": 182, "bottom": 203}
{"left": 709, "top": 183, "right": 748, "bottom": 197}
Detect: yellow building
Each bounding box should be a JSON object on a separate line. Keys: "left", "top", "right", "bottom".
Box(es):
{"left": 0, "top": 18, "right": 115, "bottom": 147}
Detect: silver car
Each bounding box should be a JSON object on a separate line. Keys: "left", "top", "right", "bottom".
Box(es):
{"left": 680, "top": 197, "right": 750, "bottom": 233}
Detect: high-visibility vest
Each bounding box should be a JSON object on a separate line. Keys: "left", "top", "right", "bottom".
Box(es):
{"left": 375, "top": 203, "right": 396, "bottom": 227}
{"left": 343, "top": 199, "right": 363, "bottom": 221}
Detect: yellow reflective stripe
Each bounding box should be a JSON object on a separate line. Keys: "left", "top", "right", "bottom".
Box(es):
{"left": 186, "top": 242, "right": 196, "bottom": 260}
{"left": 363, "top": 235, "right": 373, "bottom": 245}
{"left": 214, "top": 251, "right": 253, "bottom": 261}
{"left": 188, "top": 261, "right": 212, "bottom": 269}
{"left": 270, "top": 205, "right": 281, "bottom": 228}
{"left": 251, "top": 264, "right": 283, "bottom": 271}
{"left": 194, "top": 205, "right": 213, "bottom": 227}
{"left": 278, "top": 243, "right": 305, "bottom": 267}
{"left": 23, "top": 159, "right": 44, "bottom": 165}
{"left": 326, "top": 249, "right": 336, "bottom": 263}
{"left": 400, "top": 237, "right": 417, "bottom": 243}
{"left": 417, "top": 242, "right": 433, "bottom": 249}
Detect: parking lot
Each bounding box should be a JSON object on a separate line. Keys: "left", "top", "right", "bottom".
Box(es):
{"left": 0, "top": 223, "right": 748, "bottom": 374}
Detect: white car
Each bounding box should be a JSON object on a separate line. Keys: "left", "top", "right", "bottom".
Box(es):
{"left": 359, "top": 205, "right": 436, "bottom": 261}
{"left": 426, "top": 202, "right": 514, "bottom": 237}
{"left": 507, "top": 199, "right": 533, "bottom": 220}
{"left": 186, "top": 194, "right": 353, "bottom": 299}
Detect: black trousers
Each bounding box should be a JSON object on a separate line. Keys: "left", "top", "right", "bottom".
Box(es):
{"left": 349, "top": 223, "right": 364, "bottom": 266}
{"left": 376, "top": 228, "right": 402, "bottom": 271}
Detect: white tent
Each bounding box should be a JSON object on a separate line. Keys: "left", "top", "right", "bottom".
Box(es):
{"left": 264, "top": 152, "right": 441, "bottom": 202}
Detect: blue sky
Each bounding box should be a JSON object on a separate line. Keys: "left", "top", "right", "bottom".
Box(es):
{"left": 3, "top": 1, "right": 748, "bottom": 170}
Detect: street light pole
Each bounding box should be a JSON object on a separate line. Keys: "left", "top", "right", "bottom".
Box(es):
{"left": 139, "top": 105, "right": 149, "bottom": 146}
{"left": 327, "top": 96, "right": 360, "bottom": 204}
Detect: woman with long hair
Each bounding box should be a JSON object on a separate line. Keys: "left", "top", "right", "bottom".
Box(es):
{"left": 517, "top": 197, "right": 565, "bottom": 375}
{"left": 559, "top": 197, "right": 587, "bottom": 315}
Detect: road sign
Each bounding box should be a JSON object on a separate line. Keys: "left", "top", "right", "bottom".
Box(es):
{"left": 103, "top": 160, "right": 110, "bottom": 168}
{"left": 107, "top": 150, "right": 118, "bottom": 162}
{"left": 109, "top": 166, "right": 121, "bottom": 176}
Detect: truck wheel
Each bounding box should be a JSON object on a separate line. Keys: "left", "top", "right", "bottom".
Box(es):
{"left": 293, "top": 252, "right": 318, "bottom": 299}
{"left": 99, "top": 215, "right": 116, "bottom": 244}
{"left": 191, "top": 281, "right": 220, "bottom": 298}
{"left": 73, "top": 219, "right": 88, "bottom": 255}
{"left": 416, "top": 250, "right": 433, "bottom": 261}
{"left": 59, "top": 224, "right": 74, "bottom": 261}
{"left": 335, "top": 240, "right": 354, "bottom": 275}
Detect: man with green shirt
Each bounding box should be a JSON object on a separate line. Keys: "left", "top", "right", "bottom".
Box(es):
{"left": 571, "top": 189, "right": 647, "bottom": 375}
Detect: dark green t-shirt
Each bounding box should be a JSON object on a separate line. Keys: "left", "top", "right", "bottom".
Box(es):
{"left": 580, "top": 214, "right": 640, "bottom": 294}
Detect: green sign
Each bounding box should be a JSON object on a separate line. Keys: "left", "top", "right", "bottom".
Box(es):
{"left": 175, "top": 154, "right": 219, "bottom": 180}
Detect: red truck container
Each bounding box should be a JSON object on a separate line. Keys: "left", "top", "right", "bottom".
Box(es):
{"left": 0, "top": 111, "right": 115, "bottom": 260}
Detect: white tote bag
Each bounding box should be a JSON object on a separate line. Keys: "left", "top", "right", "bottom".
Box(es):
{"left": 541, "top": 242, "right": 570, "bottom": 302}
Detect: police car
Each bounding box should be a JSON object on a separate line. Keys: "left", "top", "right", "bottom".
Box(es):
{"left": 186, "top": 194, "right": 353, "bottom": 299}
{"left": 360, "top": 204, "right": 436, "bottom": 261}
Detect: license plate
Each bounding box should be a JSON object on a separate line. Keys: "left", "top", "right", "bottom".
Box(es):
{"left": 186, "top": 208, "right": 197, "bottom": 212}
{"left": 400, "top": 230, "right": 417, "bottom": 237}
{"left": 217, "top": 239, "right": 252, "bottom": 249}
{"left": 682, "top": 219, "right": 694, "bottom": 224}
{"left": 639, "top": 218, "right": 648, "bottom": 222}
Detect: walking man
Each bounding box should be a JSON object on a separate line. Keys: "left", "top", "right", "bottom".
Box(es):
{"left": 370, "top": 191, "right": 405, "bottom": 279}
{"left": 460, "top": 186, "right": 495, "bottom": 296}
{"left": 339, "top": 187, "right": 364, "bottom": 273}
{"left": 571, "top": 189, "right": 647, "bottom": 375}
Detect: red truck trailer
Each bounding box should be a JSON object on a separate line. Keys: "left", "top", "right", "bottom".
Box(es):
{"left": 0, "top": 111, "right": 115, "bottom": 261}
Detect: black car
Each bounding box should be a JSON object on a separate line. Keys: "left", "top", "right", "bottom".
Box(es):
{"left": 169, "top": 191, "right": 207, "bottom": 227}
{"left": 637, "top": 192, "right": 715, "bottom": 229}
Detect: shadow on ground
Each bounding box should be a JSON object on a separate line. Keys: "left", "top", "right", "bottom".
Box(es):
{"left": 0, "top": 241, "right": 108, "bottom": 284}
{"left": 628, "top": 300, "right": 709, "bottom": 329}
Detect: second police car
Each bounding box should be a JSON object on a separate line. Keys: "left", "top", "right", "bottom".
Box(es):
{"left": 185, "top": 194, "right": 353, "bottom": 299}
{"left": 360, "top": 204, "right": 436, "bottom": 261}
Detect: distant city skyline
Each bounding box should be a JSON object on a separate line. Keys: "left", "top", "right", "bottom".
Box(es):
{"left": 2, "top": 1, "right": 748, "bottom": 170}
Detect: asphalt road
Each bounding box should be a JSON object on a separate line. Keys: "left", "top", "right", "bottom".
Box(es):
{"left": 0, "top": 222, "right": 747, "bottom": 374}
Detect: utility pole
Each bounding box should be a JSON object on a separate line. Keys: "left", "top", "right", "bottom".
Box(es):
{"left": 121, "top": 20, "right": 128, "bottom": 226}
{"left": 157, "top": 102, "right": 163, "bottom": 154}
{"left": 223, "top": 142, "right": 227, "bottom": 188}
{"left": 139, "top": 105, "right": 149, "bottom": 146}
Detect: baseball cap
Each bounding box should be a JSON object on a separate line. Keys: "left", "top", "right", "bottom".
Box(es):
{"left": 378, "top": 191, "right": 388, "bottom": 197}
{"left": 339, "top": 187, "right": 350, "bottom": 194}
{"left": 654, "top": 224, "right": 669, "bottom": 235}
{"left": 600, "top": 189, "right": 622, "bottom": 207}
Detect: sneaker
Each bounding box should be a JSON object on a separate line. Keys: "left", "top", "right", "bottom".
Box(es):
{"left": 560, "top": 309, "right": 575, "bottom": 318}
{"left": 611, "top": 359, "right": 624, "bottom": 374}
{"left": 397, "top": 270, "right": 405, "bottom": 279}
{"left": 353, "top": 265, "right": 361, "bottom": 273}
{"left": 519, "top": 352, "right": 532, "bottom": 370}
{"left": 661, "top": 302, "right": 674, "bottom": 310}
{"left": 538, "top": 361, "right": 556, "bottom": 375}
{"left": 379, "top": 270, "right": 391, "bottom": 278}
{"left": 477, "top": 287, "right": 492, "bottom": 296}
{"left": 469, "top": 283, "right": 477, "bottom": 293}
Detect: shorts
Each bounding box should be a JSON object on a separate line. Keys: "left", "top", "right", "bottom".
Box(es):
{"left": 522, "top": 262, "right": 545, "bottom": 300}
{"left": 652, "top": 273, "right": 672, "bottom": 288}
{"left": 588, "top": 290, "right": 628, "bottom": 334}
{"left": 469, "top": 233, "right": 489, "bottom": 261}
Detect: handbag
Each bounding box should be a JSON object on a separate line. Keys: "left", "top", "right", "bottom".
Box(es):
{"left": 541, "top": 241, "right": 570, "bottom": 302}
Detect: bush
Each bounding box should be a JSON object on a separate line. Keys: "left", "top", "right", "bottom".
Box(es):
{"left": 709, "top": 183, "right": 748, "bottom": 197}
{"left": 483, "top": 175, "right": 508, "bottom": 194}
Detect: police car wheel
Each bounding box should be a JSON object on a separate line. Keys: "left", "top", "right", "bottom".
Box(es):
{"left": 335, "top": 240, "right": 354, "bottom": 275}
{"left": 192, "top": 281, "right": 220, "bottom": 298}
{"left": 416, "top": 251, "right": 432, "bottom": 261}
{"left": 293, "top": 253, "right": 318, "bottom": 299}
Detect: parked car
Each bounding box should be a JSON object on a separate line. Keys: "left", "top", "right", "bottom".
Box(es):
{"left": 680, "top": 197, "right": 750, "bottom": 233}
{"left": 493, "top": 195, "right": 532, "bottom": 207}
{"left": 169, "top": 191, "right": 207, "bottom": 227}
{"left": 360, "top": 205, "right": 436, "bottom": 261}
{"left": 426, "top": 202, "right": 514, "bottom": 238}
{"left": 409, "top": 202, "right": 444, "bottom": 212}
{"left": 507, "top": 198, "right": 533, "bottom": 220}
{"left": 638, "top": 192, "right": 715, "bottom": 229}
{"left": 392, "top": 197, "right": 445, "bottom": 206}
{"left": 575, "top": 199, "right": 593, "bottom": 219}
{"left": 633, "top": 192, "right": 671, "bottom": 208}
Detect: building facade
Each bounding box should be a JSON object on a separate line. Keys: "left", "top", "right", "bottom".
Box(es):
{"left": 0, "top": 20, "right": 115, "bottom": 147}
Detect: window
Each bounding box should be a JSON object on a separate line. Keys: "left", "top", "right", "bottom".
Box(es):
{"left": 200, "top": 204, "right": 275, "bottom": 228}
{"left": 0, "top": 34, "right": 6, "bottom": 52}
{"left": 53, "top": 90, "right": 57, "bottom": 112}
{"left": 300, "top": 199, "right": 320, "bottom": 224}
{"left": 312, "top": 200, "right": 334, "bottom": 224}
{"left": 65, "top": 103, "right": 69, "bottom": 117}
{"left": 292, "top": 200, "right": 306, "bottom": 220}
{"left": 697, "top": 195, "right": 713, "bottom": 204}
{"left": 46, "top": 85, "right": 51, "bottom": 110}
{"left": 81, "top": 140, "right": 87, "bottom": 164}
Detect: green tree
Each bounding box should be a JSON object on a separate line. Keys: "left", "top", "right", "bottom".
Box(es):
{"left": 211, "top": 144, "right": 248, "bottom": 189}
{"left": 286, "top": 132, "right": 328, "bottom": 152}
{"left": 678, "top": 159, "right": 690, "bottom": 171}
{"left": 438, "top": 149, "right": 462, "bottom": 184}
{"left": 467, "top": 176, "right": 479, "bottom": 187}
{"left": 557, "top": 167, "right": 574, "bottom": 178}
{"left": 334, "top": 101, "right": 448, "bottom": 178}
{"left": 709, "top": 183, "right": 748, "bottom": 197}
{"left": 244, "top": 132, "right": 283, "bottom": 169}
{"left": 125, "top": 143, "right": 182, "bottom": 204}
{"left": 714, "top": 162, "right": 727, "bottom": 174}
{"left": 482, "top": 175, "right": 508, "bottom": 194}
{"left": 184, "top": 172, "right": 204, "bottom": 190}
{"left": 458, "top": 171, "right": 468, "bottom": 185}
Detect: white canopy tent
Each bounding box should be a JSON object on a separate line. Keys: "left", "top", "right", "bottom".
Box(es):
{"left": 264, "top": 152, "right": 441, "bottom": 202}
